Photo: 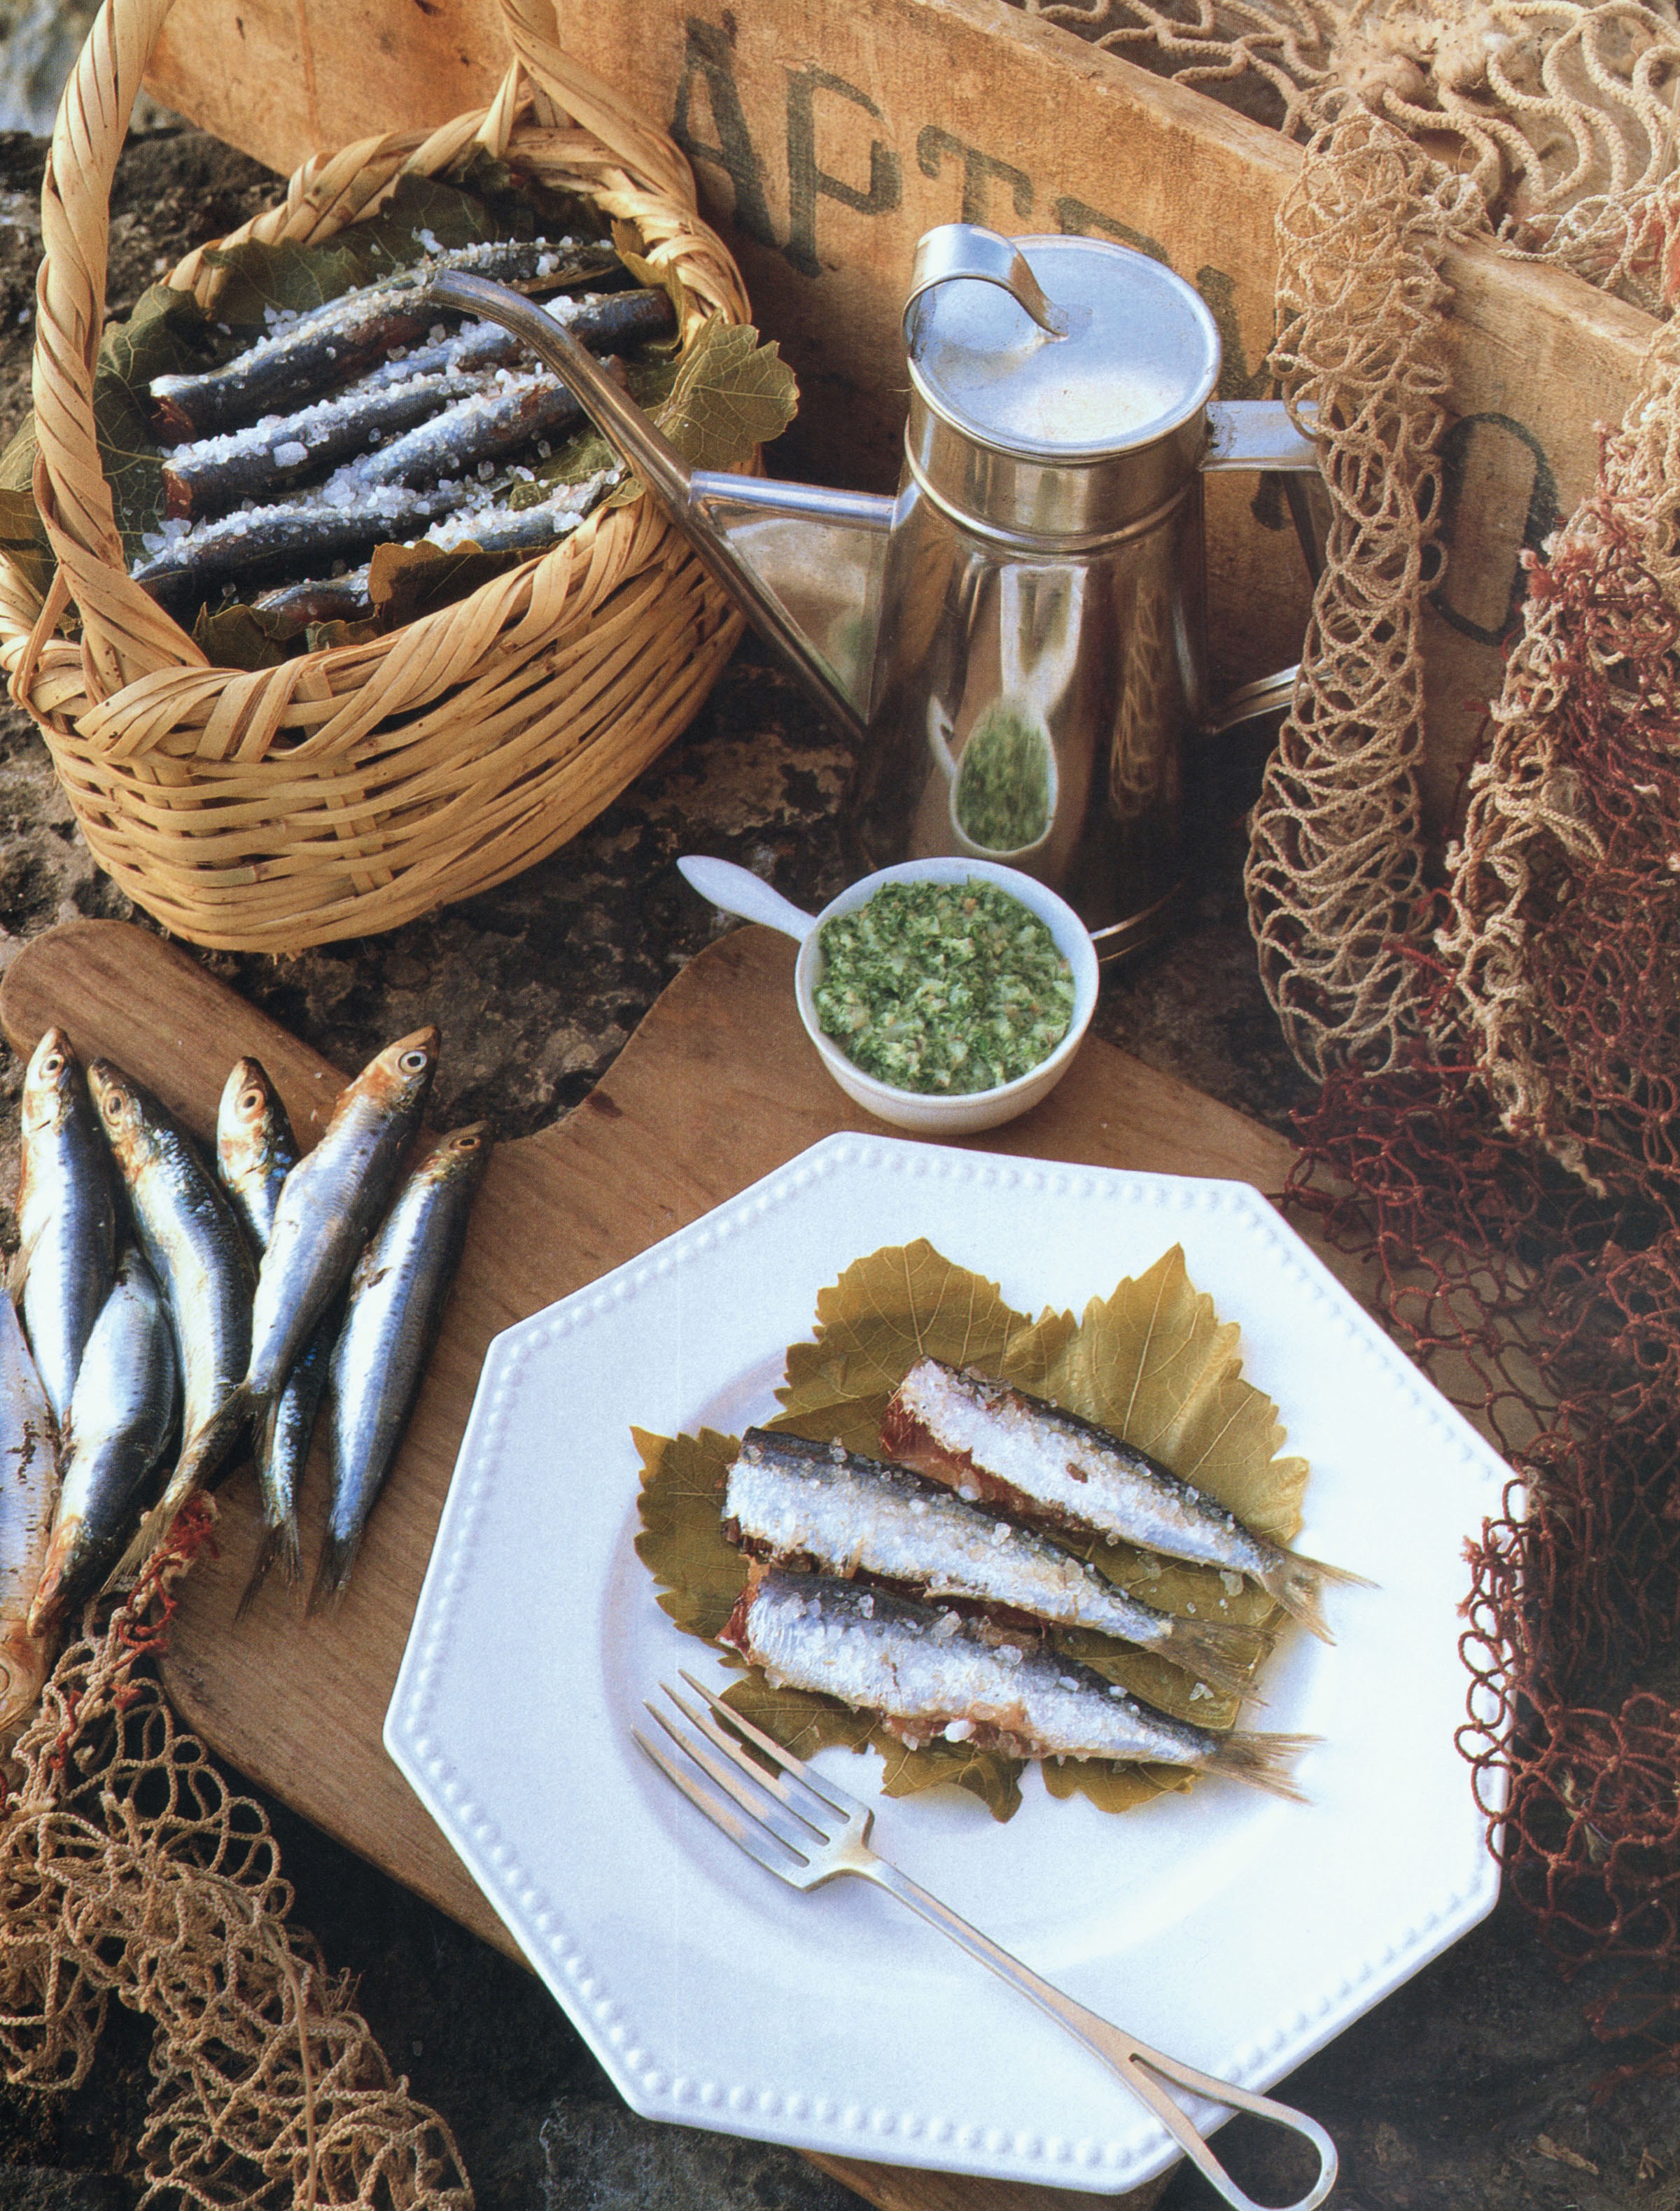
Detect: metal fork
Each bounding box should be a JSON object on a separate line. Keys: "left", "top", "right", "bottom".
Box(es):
{"left": 636, "top": 1672, "right": 1337, "bottom": 2211}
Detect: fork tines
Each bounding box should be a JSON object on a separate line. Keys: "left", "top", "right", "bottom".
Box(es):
{"left": 633, "top": 1672, "right": 864, "bottom": 1886}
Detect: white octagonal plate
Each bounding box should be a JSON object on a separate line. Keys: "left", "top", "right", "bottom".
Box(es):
{"left": 386, "top": 1133, "right": 1509, "bottom": 2194}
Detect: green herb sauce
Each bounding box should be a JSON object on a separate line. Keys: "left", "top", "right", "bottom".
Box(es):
{"left": 814, "top": 878, "right": 1077, "bottom": 1094}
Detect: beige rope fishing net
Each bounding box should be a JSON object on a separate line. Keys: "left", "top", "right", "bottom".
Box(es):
{"left": 1, "top": 1507, "right": 470, "bottom": 2207}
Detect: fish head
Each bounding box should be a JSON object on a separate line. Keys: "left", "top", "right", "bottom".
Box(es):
{"left": 424, "top": 1120, "right": 494, "bottom": 1185}
{"left": 20, "top": 1027, "right": 82, "bottom": 1138}
{"left": 356, "top": 1025, "right": 442, "bottom": 1117}
{"left": 216, "top": 1058, "right": 293, "bottom": 1190}
{"left": 86, "top": 1059, "right": 155, "bottom": 1172}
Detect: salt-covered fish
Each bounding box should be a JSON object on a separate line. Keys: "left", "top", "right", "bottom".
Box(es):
{"left": 246, "top": 1027, "right": 440, "bottom": 1438}
{"left": 216, "top": 1060, "right": 330, "bottom": 1608}
{"left": 882, "top": 1359, "right": 1367, "bottom": 1644}
{"left": 0, "top": 1296, "right": 57, "bottom": 1739}
{"left": 88, "top": 1060, "right": 255, "bottom": 1576}
{"left": 346, "top": 367, "right": 588, "bottom": 491}
{"left": 720, "top": 1568, "right": 1314, "bottom": 1798}
{"left": 724, "top": 1429, "right": 1272, "bottom": 1699}
{"left": 247, "top": 470, "right": 617, "bottom": 629}
{"left": 131, "top": 483, "right": 473, "bottom": 613}
{"left": 312, "top": 1122, "right": 492, "bottom": 1611}
{"left": 160, "top": 288, "right": 673, "bottom": 520}
{"left": 28, "top": 1248, "right": 178, "bottom": 1635}
{"left": 148, "top": 236, "right": 617, "bottom": 440}
{"left": 12, "top": 1028, "right": 117, "bottom": 1428}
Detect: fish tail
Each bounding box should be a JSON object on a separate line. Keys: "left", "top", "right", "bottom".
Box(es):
{"left": 1259, "top": 1550, "right": 1376, "bottom": 1646}
{"left": 234, "top": 1515, "right": 303, "bottom": 1621}
{"left": 1156, "top": 1615, "right": 1278, "bottom": 1702}
{"left": 1203, "top": 1729, "right": 1320, "bottom": 1804}
{"left": 307, "top": 1526, "right": 362, "bottom": 1617}
{"left": 102, "top": 1403, "right": 241, "bottom": 1590}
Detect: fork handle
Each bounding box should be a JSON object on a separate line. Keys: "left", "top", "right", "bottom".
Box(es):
{"left": 864, "top": 1860, "right": 1336, "bottom": 2211}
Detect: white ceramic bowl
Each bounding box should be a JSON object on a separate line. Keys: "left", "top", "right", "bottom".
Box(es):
{"left": 678, "top": 853, "right": 1099, "bottom": 1135}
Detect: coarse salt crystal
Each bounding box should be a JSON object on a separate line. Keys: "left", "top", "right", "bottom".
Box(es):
{"left": 270, "top": 441, "right": 309, "bottom": 468}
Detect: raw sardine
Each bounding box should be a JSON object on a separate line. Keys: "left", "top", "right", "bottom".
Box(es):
{"left": 720, "top": 1568, "right": 1313, "bottom": 1799}
{"left": 28, "top": 1249, "right": 178, "bottom": 1634}
{"left": 311, "top": 1122, "right": 492, "bottom": 1611}
{"left": 724, "top": 1430, "right": 1272, "bottom": 1699}
{"left": 216, "top": 1059, "right": 328, "bottom": 1606}
{"left": 882, "top": 1360, "right": 1366, "bottom": 1645}
{"left": 13, "top": 1028, "right": 117, "bottom": 1426}
{"left": 147, "top": 237, "right": 617, "bottom": 439}
{"left": 0, "top": 1297, "right": 57, "bottom": 1738}
{"left": 246, "top": 1027, "right": 440, "bottom": 1433}
{"left": 87, "top": 1060, "right": 255, "bottom": 1573}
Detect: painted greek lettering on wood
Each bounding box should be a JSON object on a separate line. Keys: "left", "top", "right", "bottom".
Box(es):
{"left": 145, "top": 0, "right": 1653, "bottom": 821}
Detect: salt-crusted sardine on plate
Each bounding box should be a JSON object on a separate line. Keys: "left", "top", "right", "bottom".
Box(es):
{"left": 724, "top": 1429, "right": 1273, "bottom": 1699}
{"left": 882, "top": 1358, "right": 1368, "bottom": 1643}
{"left": 720, "top": 1568, "right": 1314, "bottom": 1799}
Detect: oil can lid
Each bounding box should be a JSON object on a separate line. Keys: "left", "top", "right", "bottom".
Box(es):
{"left": 904, "top": 227, "right": 1222, "bottom": 461}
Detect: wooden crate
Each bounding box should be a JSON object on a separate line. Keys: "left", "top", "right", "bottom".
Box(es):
{"left": 142, "top": 0, "right": 1656, "bottom": 834}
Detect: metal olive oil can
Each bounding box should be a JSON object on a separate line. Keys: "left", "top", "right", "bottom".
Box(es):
{"left": 434, "top": 225, "right": 1322, "bottom": 956}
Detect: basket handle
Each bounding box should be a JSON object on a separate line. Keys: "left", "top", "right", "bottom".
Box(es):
{"left": 34, "top": 0, "right": 210, "bottom": 699}
{"left": 496, "top": 0, "right": 699, "bottom": 211}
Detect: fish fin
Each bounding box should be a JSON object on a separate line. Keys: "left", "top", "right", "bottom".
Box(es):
{"left": 1258, "top": 1550, "right": 1376, "bottom": 1646}
{"left": 234, "top": 1515, "right": 303, "bottom": 1621}
{"left": 307, "top": 1526, "right": 361, "bottom": 1617}
{"left": 1156, "top": 1615, "right": 1278, "bottom": 1703}
{"left": 1203, "top": 1729, "right": 1320, "bottom": 1804}
{"left": 26, "top": 1515, "right": 84, "bottom": 1640}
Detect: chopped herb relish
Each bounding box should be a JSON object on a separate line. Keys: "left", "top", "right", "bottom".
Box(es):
{"left": 814, "top": 879, "right": 1076, "bottom": 1094}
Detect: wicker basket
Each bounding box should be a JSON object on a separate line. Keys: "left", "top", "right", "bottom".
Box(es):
{"left": 0, "top": 0, "right": 752, "bottom": 953}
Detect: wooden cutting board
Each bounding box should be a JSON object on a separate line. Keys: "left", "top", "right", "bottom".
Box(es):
{"left": 1, "top": 917, "right": 1317, "bottom": 2211}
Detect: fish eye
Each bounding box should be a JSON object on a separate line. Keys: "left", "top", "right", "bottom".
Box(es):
{"left": 102, "top": 1091, "right": 125, "bottom": 1118}
{"left": 41, "top": 1052, "right": 62, "bottom": 1075}
{"left": 399, "top": 1048, "right": 429, "bottom": 1074}
{"left": 240, "top": 1086, "right": 263, "bottom": 1115}
{"left": 456, "top": 1133, "right": 481, "bottom": 1149}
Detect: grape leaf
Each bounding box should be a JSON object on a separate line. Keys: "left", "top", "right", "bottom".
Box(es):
{"left": 631, "top": 1426, "right": 746, "bottom": 1641}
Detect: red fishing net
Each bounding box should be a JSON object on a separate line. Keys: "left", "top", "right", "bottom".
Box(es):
{"left": 1254, "top": 241, "right": 1680, "bottom": 2082}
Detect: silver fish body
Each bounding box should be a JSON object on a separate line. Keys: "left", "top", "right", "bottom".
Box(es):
{"left": 722, "top": 1568, "right": 1310, "bottom": 1799}
{"left": 246, "top": 1027, "right": 440, "bottom": 1419}
{"left": 14, "top": 1028, "right": 117, "bottom": 1426}
{"left": 724, "top": 1429, "right": 1269, "bottom": 1699}
{"left": 28, "top": 1249, "right": 178, "bottom": 1634}
{"left": 87, "top": 1060, "right": 255, "bottom": 1566}
{"left": 312, "top": 1121, "right": 491, "bottom": 1610}
{"left": 0, "top": 1295, "right": 58, "bottom": 1736}
{"left": 883, "top": 1359, "right": 1362, "bottom": 1644}
{"left": 216, "top": 1060, "right": 322, "bottom": 1606}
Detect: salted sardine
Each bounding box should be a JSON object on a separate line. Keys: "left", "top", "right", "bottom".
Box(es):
{"left": 246, "top": 1027, "right": 440, "bottom": 1437}
{"left": 882, "top": 1359, "right": 1367, "bottom": 1645}
{"left": 13, "top": 1028, "right": 117, "bottom": 1426}
{"left": 147, "top": 237, "right": 617, "bottom": 440}
{"left": 132, "top": 483, "right": 473, "bottom": 613}
{"left": 216, "top": 1059, "right": 329, "bottom": 1606}
{"left": 88, "top": 1060, "right": 255, "bottom": 1573}
{"left": 312, "top": 1122, "right": 492, "bottom": 1611}
{"left": 162, "top": 288, "right": 671, "bottom": 520}
{"left": 0, "top": 1297, "right": 57, "bottom": 1738}
{"left": 28, "top": 1248, "right": 178, "bottom": 1634}
{"left": 720, "top": 1568, "right": 1312, "bottom": 1799}
{"left": 724, "top": 1430, "right": 1272, "bottom": 1699}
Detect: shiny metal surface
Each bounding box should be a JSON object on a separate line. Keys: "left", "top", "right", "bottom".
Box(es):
{"left": 855, "top": 468, "right": 1205, "bottom": 936}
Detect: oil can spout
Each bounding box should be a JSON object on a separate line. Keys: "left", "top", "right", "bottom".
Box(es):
{"left": 425, "top": 269, "right": 890, "bottom": 740}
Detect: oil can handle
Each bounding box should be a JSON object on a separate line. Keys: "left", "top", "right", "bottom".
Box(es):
{"left": 901, "top": 224, "right": 1070, "bottom": 342}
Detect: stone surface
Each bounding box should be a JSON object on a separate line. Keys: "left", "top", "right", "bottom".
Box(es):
{"left": 0, "top": 120, "right": 1672, "bottom": 2211}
